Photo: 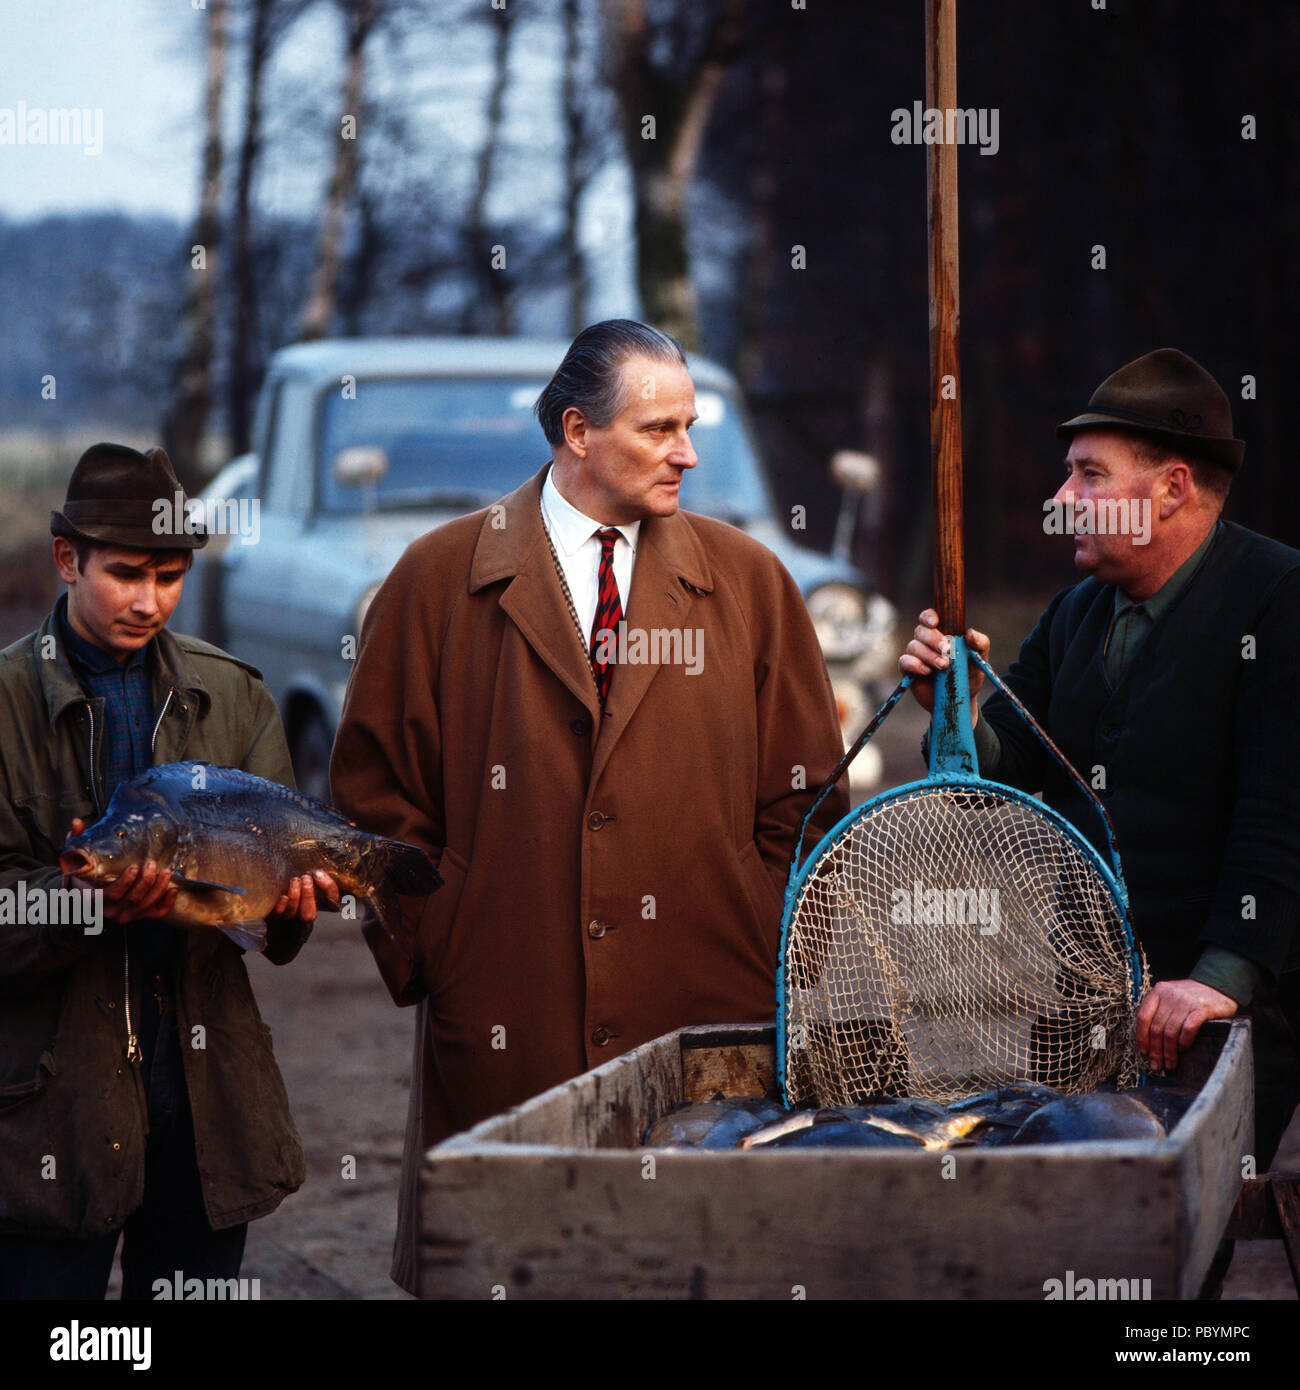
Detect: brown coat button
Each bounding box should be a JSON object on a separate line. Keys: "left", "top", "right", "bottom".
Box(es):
{"left": 586, "top": 811, "right": 605, "bottom": 830}
{"left": 587, "top": 920, "right": 606, "bottom": 939}
{"left": 591, "top": 1026, "right": 610, "bottom": 1046}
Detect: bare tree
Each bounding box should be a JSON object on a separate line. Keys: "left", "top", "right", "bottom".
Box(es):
{"left": 560, "top": 0, "right": 589, "bottom": 333}
{"left": 162, "top": 0, "right": 229, "bottom": 485}
{"left": 734, "top": 21, "right": 785, "bottom": 386}
{"left": 600, "top": 0, "right": 748, "bottom": 348}
{"left": 324, "top": 3, "right": 487, "bottom": 336}
{"left": 460, "top": 1, "right": 518, "bottom": 334}
{"left": 227, "top": 0, "right": 309, "bottom": 454}
{"left": 299, "top": 0, "right": 380, "bottom": 341}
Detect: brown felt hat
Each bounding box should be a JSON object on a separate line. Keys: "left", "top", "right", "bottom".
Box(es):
{"left": 50, "top": 442, "right": 208, "bottom": 550}
{"left": 1057, "top": 348, "right": 1244, "bottom": 473}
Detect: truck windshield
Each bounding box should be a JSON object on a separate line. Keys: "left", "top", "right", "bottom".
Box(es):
{"left": 317, "top": 377, "right": 770, "bottom": 520}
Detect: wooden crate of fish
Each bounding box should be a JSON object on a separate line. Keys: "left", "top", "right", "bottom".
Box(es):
{"left": 418, "top": 1018, "right": 1251, "bottom": 1299}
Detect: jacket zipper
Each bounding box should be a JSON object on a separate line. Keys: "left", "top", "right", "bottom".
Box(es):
{"left": 150, "top": 688, "right": 174, "bottom": 753}
{"left": 122, "top": 686, "right": 176, "bottom": 1066}
{"left": 123, "top": 951, "right": 141, "bottom": 1064}
{"left": 86, "top": 701, "right": 141, "bottom": 1064}
{"left": 85, "top": 699, "right": 103, "bottom": 813}
{"left": 95, "top": 687, "right": 178, "bottom": 1066}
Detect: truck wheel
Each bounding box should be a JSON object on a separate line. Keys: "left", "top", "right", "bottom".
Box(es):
{"left": 292, "top": 711, "right": 334, "bottom": 804}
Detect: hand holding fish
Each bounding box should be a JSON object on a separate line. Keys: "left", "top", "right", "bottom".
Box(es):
{"left": 65, "top": 817, "right": 181, "bottom": 924}
{"left": 900, "top": 608, "right": 991, "bottom": 718}
{"left": 267, "top": 869, "right": 341, "bottom": 923}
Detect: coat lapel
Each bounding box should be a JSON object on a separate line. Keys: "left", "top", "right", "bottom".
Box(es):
{"left": 590, "top": 510, "right": 713, "bottom": 786}
{"left": 471, "top": 468, "right": 717, "bottom": 768}
{"left": 471, "top": 467, "right": 601, "bottom": 717}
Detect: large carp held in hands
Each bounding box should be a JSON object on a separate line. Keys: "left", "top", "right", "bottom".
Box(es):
{"left": 60, "top": 763, "right": 439, "bottom": 954}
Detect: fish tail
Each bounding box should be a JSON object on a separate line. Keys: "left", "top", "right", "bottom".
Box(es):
{"left": 344, "top": 838, "right": 440, "bottom": 964}
{"left": 362, "top": 837, "right": 441, "bottom": 897}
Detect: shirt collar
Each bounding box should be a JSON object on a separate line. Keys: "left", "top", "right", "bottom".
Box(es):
{"left": 1114, "top": 521, "right": 1219, "bottom": 621}
{"left": 541, "top": 465, "right": 641, "bottom": 558}
{"left": 55, "top": 593, "right": 151, "bottom": 678}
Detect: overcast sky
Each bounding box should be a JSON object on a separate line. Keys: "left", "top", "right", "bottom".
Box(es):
{"left": 0, "top": 1, "right": 580, "bottom": 223}
{"left": 0, "top": 3, "right": 650, "bottom": 324}
{"left": 0, "top": 1, "right": 206, "bottom": 219}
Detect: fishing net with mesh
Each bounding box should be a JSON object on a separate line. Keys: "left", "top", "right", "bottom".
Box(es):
{"left": 777, "top": 650, "right": 1148, "bottom": 1109}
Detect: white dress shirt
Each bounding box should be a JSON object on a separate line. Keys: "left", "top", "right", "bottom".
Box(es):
{"left": 540, "top": 467, "right": 640, "bottom": 644}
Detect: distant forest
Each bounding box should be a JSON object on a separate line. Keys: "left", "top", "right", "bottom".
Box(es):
{"left": 2, "top": 0, "right": 1295, "bottom": 600}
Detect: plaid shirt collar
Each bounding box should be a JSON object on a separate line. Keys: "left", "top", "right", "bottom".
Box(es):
{"left": 54, "top": 594, "right": 156, "bottom": 797}
{"left": 55, "top": 593, "right": 150, "bottom": 680}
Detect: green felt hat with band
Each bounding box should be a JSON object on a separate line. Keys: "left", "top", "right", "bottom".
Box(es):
{"left": 1057, "top": 348, "right": 1245, "bottom": 473}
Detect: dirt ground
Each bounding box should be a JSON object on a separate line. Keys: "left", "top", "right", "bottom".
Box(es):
{"left": 1, "top": 569, "right": 1296, "bottom": 1301}
{"left": 237, "top": 913, "right": 415, "bottom": 1300}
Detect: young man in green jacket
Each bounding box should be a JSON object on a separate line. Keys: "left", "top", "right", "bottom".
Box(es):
{"left": 0, "top": 443, "right": 333, "bottom": 1299}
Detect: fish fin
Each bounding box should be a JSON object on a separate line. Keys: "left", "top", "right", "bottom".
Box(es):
{"left": 366, "top": 883, "right": 417, "bottom": 966}
{"left": 220, "top": 923, "right": 267, "bottom": 953}
{"left": 171, "top": 873, "right": 246, "bottom": 895}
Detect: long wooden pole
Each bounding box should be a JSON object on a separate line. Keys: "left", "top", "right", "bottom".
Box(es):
{"left": 926, "top": 0, "right": 964, "bottom": 635}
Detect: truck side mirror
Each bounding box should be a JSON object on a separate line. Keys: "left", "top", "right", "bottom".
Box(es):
{"left": 333, "top": 446, "right": 389, "bottom": 486}
{"left": 830, "top": 450, "right": 880, "bottom": 495}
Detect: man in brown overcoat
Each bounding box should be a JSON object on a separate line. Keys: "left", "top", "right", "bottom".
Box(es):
{"left": 330, "top": 319, "right": 849, "bottom": 1295}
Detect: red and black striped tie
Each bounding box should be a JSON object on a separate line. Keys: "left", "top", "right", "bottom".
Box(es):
{"left": 589, "top": 528, "right": 624, "bottom": 705}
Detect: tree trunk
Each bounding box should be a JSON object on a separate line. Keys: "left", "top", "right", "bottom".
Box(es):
{"left": 299, "top": 0, "right": 376, "bottom": 342}
{"left": 735, "top": 23, "right": 786, "bottom": 385}
{"left": 227, "top": 0, "right": 275, "bottom": 456}
{"left": 460, "top": 3, "right": 516, "bottom": 335}
{"left": 561, "top": 0, "right": 588, "bottom": 335}
{"left": 338, "top": 186, "right": 385, "bottom": 333}
{"left": 162, "top": 0, "right": 229, "bottom": 487}
{"left": 602, "top": 0, "right": 747, "bottom": 349}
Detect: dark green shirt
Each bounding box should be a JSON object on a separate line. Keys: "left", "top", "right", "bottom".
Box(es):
{"left": 1103, "top": 525, "right": 1217, "bottom": 687}
{"left": 974, "top": 522, "right": 1264, "bottom": 1004}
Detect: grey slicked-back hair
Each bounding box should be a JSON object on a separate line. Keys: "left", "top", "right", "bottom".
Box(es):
{"left": 535, "top": 319, "right": 686, "bottom": 448}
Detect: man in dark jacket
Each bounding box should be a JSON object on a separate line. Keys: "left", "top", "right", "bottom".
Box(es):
{"left": 0, "top": 443, "right": 333, "bottom": 1300}
{"left": 901, "top": 349, "right": 1300, "bottom": 1170}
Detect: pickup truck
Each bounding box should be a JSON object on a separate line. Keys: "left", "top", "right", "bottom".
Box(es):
{"left": 174, "top": 338, "right": 895, "bottom": 800}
